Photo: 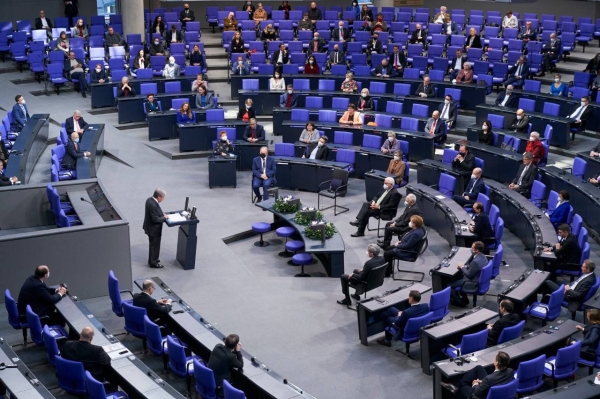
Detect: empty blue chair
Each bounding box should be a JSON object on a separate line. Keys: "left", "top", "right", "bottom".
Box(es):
{"left": 108, "top": 270, "right": 132, "bottom": 317}
{"left": 515, "top": 354, "right": 546, "bottom": 395}
{"left": 4, "top": 289, "right": 28, "bottom": 345}
{"left": 122, "top": 302, "right": 147, "bottom": 350}
{"left": 194, "top": 358, "right": 217, "bottom": 399}
{"left": 362, "top": 134, "right": 381, "bottom": 149}
{"left": 529, "top": 180, "right": 547, "bottom": 207}
{"left": 438, "top": 173, "right": 456, "bottom": 197}
{"left": 370, "top": 81, "right": 386, "bottom": 95}
{"left": 429, "top": 287, "right": 450, "bottom": 323}
{"left": 318, "top": 79, "right": 335, "bottom": 92}
{"left": 56, "top": 357, "right": 87, "bottom": 396}
{"left": 336, "top": 149, "right": 356, "bottom": 173}
{"left": 518, "top": 98, "right": 535, "bottom": 112}
{"left": 571, "top": 157, "right": 587, "bottom": 179}
{"left": 485, "top": 218, "right": 504, "bottom": 252}
{"left": 167, "top": 335, "right": 202, "bottom": 395}
{"left": 497, "top": 320, "right": 525, "bottom": 344}
{"left": 374, "top": 114, "right": 392, "bottom": 128}
{"left": 165, "top": 81, "right": 181, "bottom": 93}
{"left": 206, "top": 109, "right": 224, "bottom": 122}
{"left": 223, "top": 380, "right": 246, "bottom": 399}
{"left": 487, "top": 114, "right": 505, "bottom": 130}
{"left": 293, "top": 79, "right": 310, "bottom": 90}
{"left": 400, "top": 117, "right": 418, "bottom": 131}
{"left": 332, "top": 97, "right": 349, "bottom": 110}
{"left": 334, "top": 131, "right": 353, "bottom": 145}
{"left": 318, "top": 109, "right": 336, "bottom": 122}
{"left": 524, "top": 283, "right": 564, "bottom": 326}
{"left": 85, "top": 371, "right": 128, "bottom": 399}
{"left": 274, "top": 143, "right": 294, "bottom": 157}
{"left": 444, "top": 329, "right": 488, "bottom": 358}
{"left": 144, "top": 315, "right": 171, "bottom": 370}
{"left": 394, "top": 83, "right": 411, "bottom": 96}
{"left": 489, "top": 244, "right": 503, "bottom": 280}
{"left": 291, "top": 109, "right": 309, "bottom": 122}
{"left": 26, "top": 305, "right": 67, "bottom": 346}
{"left": 385, "top": 101, "right": 403, "bottom": 115}
{"left": 543, "top": 102, "right": 560, "bottom": 116}
{"left": 412, "top": 104, "right": 428, "bottom": 118}
{"left": 544, "top": 341, "right": 581, "bottom": 388}
{"left": 42, "top": 325, "right": 60, "bottom": 366}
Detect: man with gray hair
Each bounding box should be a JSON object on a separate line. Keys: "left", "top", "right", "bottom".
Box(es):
{"left": 337, "top": 244, "right": 385, "bottom": 305}
{"left": 61, "top": 326, "right": 111, "bottom": 382}
{"left": 65, "top": 110, "right": 89, "bottom": 138}
{"left": 350, "top": 177, "right": 401, "bottom": 237}
{"left": 143, "top": 189, "right": 170, "bottom": 268}
{"left": 378, "top": 193, "right": 422, "bottom": 249}
{"left": 509, "top": 152, "right": 538, "bottom": 198}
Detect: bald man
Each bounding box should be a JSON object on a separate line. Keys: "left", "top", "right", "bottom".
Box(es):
{"left": 18, "top": 265, "right": 66, "bottom": 325}
{"left": 133, "top": 280, "right": 173, "bottom": 326}
{"left": 425, "top": 111, "right": 446, "bottom": 144}
{"left": 62, "top": 327, "right": 111, "bottom": 382}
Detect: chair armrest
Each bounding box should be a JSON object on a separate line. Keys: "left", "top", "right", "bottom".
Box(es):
{"left": 334, "top": 183, "right": 350, "bottom": 193}
{"left": 448, "top": 344, "right": 460, "bottom": 356}
{"left": 428, "top": 184, "right": 439, "bottom": 189}
{"left": 318, "top": 179, "right": 333, "bottom": 190}
{"left": 545, "top": 361, "right": 555, "bottom": 374}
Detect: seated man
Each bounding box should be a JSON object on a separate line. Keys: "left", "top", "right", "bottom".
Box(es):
{"left": 337, "top": 244, "right": 385, "bottom": 305}
{"left": 494, "top": 85, "right": 517, "bottom": 108}
{"left": 0, "top": 162, "right": 18, "bottom": 186}
{"left": 279, "top": 85, "right": 298, "bottom": 108}
{"left": 452, "top": 168, "right": 484, "bottom": 206}
{"left": 378, "top": 193, "right": 422, "bottom": 250}
{"left": 117, "top": 76, "right": 136, "bottom": 97}
{"left": 243, "top": 118, "right": 265, "bottom": 142}
{"left": 469, "top": 201, "right": 494, "bottom": 242}
{"left": 503, "top": 56, "right": 529, "bottom": 88}
{"left": 349, "top": 177, "right": 401, "bottom": 237}
{"left": 424, "top": 111, "right": 446, "bottom": 145}
{"left": 327, "top": 44, "right": 346, "bottom": 71}
{"left": 452, "top": 144, "right": 475, "bottom": 171}
{"left": 508, "top": 152, "right": 537, "bottom": 198}
{"left": 64, "top": 51, "right": 88, "bottom": 98}
{"left": 132, "top": 280, "right": 173, "bottom": 326}
{"left": 543, "top": 223, "right": 582, "bottom": 279}
{"left": 448, "top": 49, "right": 467, "bottom": 81}
{"left": 208, "top": 334, "right": 243, "bottom": 396}
{"left": 65, "top": 110, "right": 89, "bottom": 138}
{"left": 17, "top": 265, "right": 66, "bottom": 325}
{"left": 61, "top": 327, "right": 111, "bottom": 382}
{"left": 165, "top": 24, "right": 183, "bottom": 46}
{"left": 487, "top": 300, "right": 520, "bottom": 347}
{"left": 567, "top": 95, "right": 592, "bottom": 142}
{"left": 438, "top": 94, "right": 457, "bottom": 128}
{"left": 371, "top": 58, "right": 395, "bottom": 78}
{"left": 62, "top": 132, "right": 91, "bottom": 170}
{"left": 508, "top": 109, "right": 530, "bottom": 133}
{"left": 252, "top": 146, "right": 275, "bottom": 202}
{"left": 383, "top": 215, "right": 426, "bottom": 273}
{"left": 543, "top": 260, "right": 595, "bottom": 313}
{"left": 90, "top": 63, "right": 108, "bottom": 84}
{"left": 442, "top": 351, "right": 514, "bottom": 399}
{"left": 304, "top": 135, "right": 329, "bottom": 160}
{"left": 231, "top": 56, "right": 250, "bottom": 76}
{"left": 388, "top": 45, "right": 406, "bottom": 76}
{"left": 105, "top": 26, "right": 125, "bottom": 47}
{"left": 449, "top": 241, "right": 487, "bottom": 307}
{"left": 410, "top": 23, "right": 427, "bottom": 44}
{"left": 415, "top": 76, "right": 435, "bottom": 98}
{"left": 376, "top": 289, "right": 429, "bottom": 347}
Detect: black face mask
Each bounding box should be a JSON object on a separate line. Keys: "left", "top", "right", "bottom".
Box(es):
{"left": 459, "top": 152, "right": 466, "bottom": 156}
{"left": 260, "top": 153, "right": 266, "bottom": 159}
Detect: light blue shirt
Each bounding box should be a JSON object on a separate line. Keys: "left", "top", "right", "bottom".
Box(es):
{"left": 309, "top": 145, "right": 319, "bottom": 159}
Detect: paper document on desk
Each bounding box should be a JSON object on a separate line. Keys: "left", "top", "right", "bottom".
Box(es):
{"left": 102, "top": 343, "right": 124, "bottom": 353}
{"left": 533, "top": 306, "right": 548, "bottom": 313}
{"left": 168, "top": 213, "right": 186, "bottom": 223}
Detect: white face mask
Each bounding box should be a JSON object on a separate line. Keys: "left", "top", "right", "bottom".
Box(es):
{"left": 388, "top": 137, "right": 394, "bottom": 142}
{"left": 20, "top": 99, "right": 25, "bottom": 104}
{"left": 275, "top": 74, "right": 280, "bottom": 78}
{"left": 529, "top": 137, "right": 535, "bottom": 142}
{"left": 361, "top": 93, "right": 367, "bottom": 98}
{"left": 393, "top": 156, "right": 400, "bottom": 161}
{"left": 408, "top": 221, "right": 413, "bottom": 228}
{"left": 238, "top": 61, "right": 243, "bottom": 65}
{"left": 554, "top": 78, "right": 560, "bottom": 83}
{"left": 471, "top": 174, "right": 476, "bottom": 179}
{"left": 517, "top": 115, "right": 523, "bottom": 120}
{"left": 154, "top": 41, "right": 159, "bottom": 45}
{"left": 318, "top": 141, "right": 323, "bottom": 147}
{"left": 383, "top": 184, "right": 389, "bottom": 190}
{"left": 581, "top": 102, "right": 586, "bottom": 107}
{"left": 95, "top": 68, "right": 101, "bottom": 72}
{"left": 246, "top": 105, "right": 251, "bottom": 109}
{"left": 444, "top": 99, "right": 450, "bottom": 105}
{"left": 287, "top": 90, "right": 293, "bottom": 94}
{"left": 309, "top": 60, "right": 314, "bottom": 64}
{"left": 482, "top": 125, "right": 487, "bottom": 130}
{"left": 345, "top": 78, "right": 351, "bottom": 82}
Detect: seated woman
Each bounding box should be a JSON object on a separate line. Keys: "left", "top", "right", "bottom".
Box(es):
{"left": 356, "top": 88, "right": 374, "bottom": 112}
{"left": 189, "top": 44, "right": 205, "bottom": 68}
{"left": 253, "top": 3, "right": 267, "bottom": 26}
{"left": 465, "top": 27, "right": 482, "bottom": 50}
{"left": 269, "top": 71, "right": 285, "bottom": 91}
{"left": 176, "top": 103, "right": 195, "bottom": 124}
{"left": 152, "top": 15, "right": 166, "bottom": 36}
{"left": 279, "top": 1, "right": 291, "bottom": 19}
{"left": 144, "top": 93, "right": 160, "bottom": 113}
{"left": 196, "top": 85, "right": 214, "bottom": 109}
{"left": 299, "top": 122, "right": 319, "bottom": 144}
{"left": 525, "top": 131, "right": 545, "bottom": 164}
{"left": 237, "top": 98, "right": 256, "bottom": 121}
{"left": 549, "top": 190, "right": 571, "bottom": 230}
{"left": 262, "top": 23, "right": 277, "bottom": 41}
{"left": 230, "top": 32, "right": 245, "bottom": 54}
{"left": 387, "top": 150, "right": 405, "bottom": 185}
{"left": 549, "top": 74, "right": 568, "bottom": 96}
{"left": 339, "top": 103, "right": 363, "bottom": 125}
{"left": 55, "top": 31, "right": 70, "bottom": 55}
{"left": 570, "top": 308, "right": 600, "bottom": 361}
{"left": 341, "top": 72, "right": 358, "bottom": 93}
{"left": 371, "top": 14, "right": 387, "bottom": 33}
{"left": 214, "top": 130, "right": 234, "bottom": 156}
{"left": 132, "top": 49, "right": 150, "bottom": 76}
{"left": 304, "top": 55, "right": 320, "bottom": 75}
{"left": 71, "top": 19, "right": 89, "bottom": 39}
{"left": 478, "top": 119, "right": 495, "bottom": 146}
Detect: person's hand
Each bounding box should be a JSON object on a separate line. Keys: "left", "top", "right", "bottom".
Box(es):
{"left": 576, "top": 325, "right": 584, "bottom": 331}
{"left": 10, "top": 177, "right": 17, "bottom": 183}
{"left": 235, "top": 342, "right": 242, "bottom": 352}
{"left": 394, "top": 241, "right": 400, "bottom": 247}
{"left": 382, "top": 149, "right": 389, "bottom": 154}
{"left": 397, "top": 311, "right": 403, "bottom": 316}
{"left": 590, "top": 178, "right": 598, "bottom": 184}
{"left": 261, "top": 173, "right": 267, "bottom": 180}
{"left": 376, "top": 73, "right": 381, "bottom": 77}
{"left": 58, "top": 287, "right": 67, "bottom": 296}
{"left": 457, "top": 263, "right": 464, "bottom": 269}
{"left": 590, "top": 151, "right": 598, "bottom": 157}
{"left": 555, "top": 243, "right": 561, "bottom": 250}
{"left": 99, "top": 79, "right": 105, "bottom": 83}
{"left": 370, "top": 203, "right": 379, "bottom": 209}
{"left": 383, "top": 74, "right": 389, "bottom": 78}
{"left": 164, "top": 213, "right": 170, "bottom": 219}
{"left": 564, "top": 285, "right": 570, "bottom": 291}
{"left": 472, "top": 379, "right": 481, "bottom": 386}
{"left": 85, "top": 151, "right": 91, "bottom": 157}
{"left": 464, "top": 195, "right": 470, "bottom": 200}
{"left": 487, "top": 324, "right": 493, "bottom": 329}
{"left": 543, "top": 247, "right": 552, "bottom": 253}
{"left": 221, "top": 152, "right": 227, "bottom": 157}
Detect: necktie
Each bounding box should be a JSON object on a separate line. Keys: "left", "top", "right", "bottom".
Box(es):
{"left": 361, "top": 100, "right": 365, "bottom": 108}
{"left": 516, "top": 64, "right": 522, "bottom": 77}
{"left": 376, "top": 190, "right": 389, "bottom": 206}
{"left": 394, "top": 54, "right": 399, "bottom": 68}
{"left": 442, "top": 104, "right": 448, "bottom": 119}
{"left": 252, "top": 129, "right": 255, "bottom": 139}
{"left": 75, "top": 143, "right": 79, "bottom": 151}
{"left": 335, "top": 52, "right": 338, "bottom": 63}
{"left": 572, "top": 106, "right": 585, "bottom": 120}
{"left": 526, "top": 29, "right": 530, "bottom": 35}
{"left": 340, "top": 29, "right": 344, "bottom": 39}
{"left": 262, "top": 159, "right": 266, "bottom": 174}
{"left": 518, "top": 165, "right": 528, "bottom": 185}
{"left": 551, "top": 40, "right": 555, "bottom": 47}
{"left": 467, "top": 179, "right": 474, "bottom": 193}
{"left": 314, "top": 41, "right": 318, "bottom": 52}
{"left": 430, "top": 119, "right": 436, "bottom": 134}
{"left": 20, "top": 105, "right": 26, "bottom": 120}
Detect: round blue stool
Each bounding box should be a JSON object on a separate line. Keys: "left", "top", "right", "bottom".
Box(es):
{"left": 276, "top": 226, "right": 296, "bottom": 257}
{"left": 252, "top": 222, "right": 271, "bottom": 247}
{"left": 285, "top": 240, "right": 305, "bottom": 265}
{"left": 291, "top": 253, "right": 313, "bottom": 277}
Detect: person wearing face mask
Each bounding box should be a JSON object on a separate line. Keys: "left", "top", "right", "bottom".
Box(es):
{"left": 449, "top": 241, "right": 487, "bottom": 307}
{"left": 90, "top": 63, "right": 108, "bottom": 84}
{"left": 163, "top": 57, "right": 181, "bottom": 78}
{"left": 386, "top": 150, "right": 406, "bottom": 185}
{"left": 339, "top": 103, "right": 363, "bottom": 125}
{"left": 18, "top": 265, "right": 66, "bottom": 325}
{"left": 71, "top": 18, "right": 88, "bottom": 39}
{"left": 231, "top": 55, "right": 250, "bottom": 76}
{"left": 304, "top": 55, "right": 320, "bottom": 74}
{"left": 549, "top": 74, "right": 568, "bottom": 96}
{"left": 536, "top": 33, "right": 561, "bottom": 77}
{"left": 341, "top": 72, "right": 358, "bottom": 93}
{"left": 452, "top": 167, "right": 484, "bottom": 206}
{"left": 337, "top": 244, "right": 386, "bottom": 306}
{"left": 494, "top": 84, "right": 517, "bottom": 108}
{"left": 327, "top": 45, "right": 346, "bottom": 71}
{"left": 55, "top": 31, "right": 70, "bottom": 55}
{"left": 371, "top": 58, "right": 395, "bottom": 78}
{"left": 270, "top": 71, "right": 285, "bottom": 91}
{"left": 262, "top": 23, "right": 277, "bottom": 41}
{"left": 214, "top": 131, "right": 234, "bottom": 156}
{"left": 196, "top": 85, "right": 214, "bottom": 109}
{"left": 244, "top": 118, "right": 265, "bottom": 142}
{"left": 308, "top": 33, "right": 325, "bottom": 55}
{"left": 542, "top": 224, "right": 582, "bottom": 281}
{"left": 252, "top": 146, "right": 276, "bottom": 202}
{"left": 416, "top": 76, "right": 435, "bottom": 98}
{"left": 117, "top": 76, "right": 136, "bottom": 97}
{"left": 503, "top": 56, "right": 529, "bottom": 88}
{"left": 179, "top": 3, "right": 196, "bottom": 29}
{"left": 371, "top": 14, "right": 387, "bottom": 33}
{"left": 11, "top": 95, "right": 29, "bottom": 133}
{"left": 304, "top": 136, "right": 329, "bottom": 160}
{"left": 351, "top": 1, "right": 360, "bottom": 20}
{"left": 438, "top": 94, "right": 457, "bottom": 128}
{"left": 356, "top": 89, "right": 373, "bottom": 112}
{"left": 238, "top": 99, "right": 256, "bottom": 121}
{"left": 223, "top": 12, "right": 238, "bottom": 31}
{"left": 508, "top": 109, "right": 530, "bottom": 133}
{"left": 278, "top": 1, "right": 291, "bottom": 20}
{"left": 62, "top": 132, "right": 91, "bottom": 170}
{"left": 350, "top": 177, "right": 401, "bottom": 237}
{"left": 410, "top": 23, "right": 427, "bottom": 45}
{"left": 382, "top": 215, "right": 426, "bottom": 274}
{"left": 468, "top": 201, "right": 494, "bottom": 243}
{"left": 333, "top": 21, "right": 349, "bottom": 43}
{"left": 509, "top": 152, "right": 538, "bottom": 198}
{"left": 452, "top": 145, "right": 475, "bottom": 171}
{"left": 279, "top": 84, "right": 298, "bottom": 108}
{"left": 524, "top": 131, "right": 544, "bottom": 165}
{"left": 549, "top": 190, "right": 571, "bottom": 230}
{"left": 567, "top": 96, "right": 592, "bottom": 142}
{"left": 377, "top": 193, "right": 421, "bottom": 250}
{"left": 478, "top": 119, "right": 495, "bottom": 146}
{"left": 381, "top": 132, "right": 400, "bottom": 154}
{"left": 149, "top": 37, "right": 165, "bottom": 56}
{"left": 433, "top": 6, "right": 447, "bottom": 24}
{"left": 191, "top": 74, "right": 208, "bottom": 92}
{"left": 366, "top": 33, "right": 382, "bottom": 60}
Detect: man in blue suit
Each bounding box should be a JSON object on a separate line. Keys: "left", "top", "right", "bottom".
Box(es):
{"left": 376, "top": 289, "right": 430, "bottom": 347}
{"left": 252, "top": 146, "right": 276, "bottom": 202}
{"left": 450, "top": 241, "right": 488, "bottom": 307}
{"left": 503, "top": 56, "right": 529, "bottom": 88}
{"left": 11, "top": 95, "right": 29, "bottom": 132}
{"left": 494, "top": 85, "right": 518, "bottom": 108}
{"left": 549, "top": 190, "right": 571, "bottom": 230}
{"left": 452, "top": 167, "right": 484, "bottom": 206}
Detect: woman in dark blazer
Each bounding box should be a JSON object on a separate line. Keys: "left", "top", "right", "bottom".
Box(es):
{"left": 570, "top": 308, "right": 600, "bottom": 361}
{"left": 465, "top": 27, "right": 482, "bottom": 50}
{"left": 357, "top": 88, "right": 374, "bottom": 112}
{"left": 237, "top": 98, "right": 256, "bottom": 121}
{"left": 230, "top": 32, "right": 245, "bottom": 54}
{"left": 478, "top": 120, "right": 495, "bottom": 146}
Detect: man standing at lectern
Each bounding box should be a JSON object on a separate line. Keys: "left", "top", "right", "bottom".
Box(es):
{"left": 144, "top": 188, "right": 170, "bottom": 269}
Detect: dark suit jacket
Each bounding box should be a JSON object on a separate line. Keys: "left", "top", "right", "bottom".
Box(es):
{"left": 0, "top": 174, "right": 13, "bottom": 187}
{"left": 487, "top": 313, "right": 521, "bottom": 346}
{"left": 208, "top": 344, "right": 244, "bottom": 388}
{"left": 494, "top": 92, "right": 518, "bottom": 108}
{"left": 410, "top": 29, "right": 427, "bottom": 44}
{"left": 353, "top": 255, "right": 385, "bottom": 281}
{"left": 473, "top": 212, "right": 494, "bottom": 240}
{"left": 543, "top": 39, "right": 562, "bottom": 55}
{"left": 393, "top": 204, "right": 422, "bottom": 228}
{"left": 393, "top": 303, "right": 430, "bottom": 333}
{"left": 62, "top": 140, "right": 85, "bottom": 170}
{"left": 279, "top": 93, "right": 299, "bottom": 108}
{"left": 394, "top": 227, "right": 426, "bottom": 255}
{"left": 90, "top": 69, "right": 109, "bottom": 83}
{"left": 65, "top": 116, "right": 89, "bottom": 134}
{"left": 61, "top": 340, "right": 111, "bottom": 381}
{"left": 463, "top": 178, "right": 484, "bottom": 198}
{"left": 472, "top": 368, "right": 515, "bottom": 399}
{"left": 466, "top": 34, "right": 482, "bottom": 48}
{"left": 372, "top": 64, "right": 395, "bottom": 77}
{"left": 328, "top": 50, "right": 346, "bottom": 65}
{"left": 306, "top": 143, "right": 329, "bottom": 160}
{"left": 271, "top": 49, "right": 289, "bottom": 64}
{"left": 244, "top": 125, "right": 266, "bottom": 141}
{"left": 252, "top": 156, "right": 276, "bottom": 179}
{"left": 508, "top": 62, "right": 529, "bottom": 79}
{"left": 415, "top": 83, "right": 435, "bottom": 97}
{"left": 425, "top": 117, "right": 446, "bottom": 143}
{"left": 366, "top": 38, "right": 382, "bottom": 53}
{"left": 117, "top": 83, "right": 137, "bottom": 97}
{"left": 452, "top": 152, "right": 475, "bottom": 171}
{"left": 308, "top": 38, "right": 325, "bottom": 53}
{"left": 511, "top": 163, "right": 538, "bottom": 192}
{"left": 356, "top": 95, "right": 374, "bottom": 111}
{"left": 509, "top": 115, "right": 530, "bottom": 133}
{"left": 442, "top": 21, "right": 459, "bottom": 35}
{"left": 520, "top": 27, "right": 537, "bottom": 42}
{"left": 581, "top": 323, "right": 600, "bottom": 352}
{"left": 463, "top": 252, "right": 487, "bottom": 281}
{"left": 132, "top": 292, "right": 171, "bottom": 322}
{"left": 11, "top": 103, "right": 29, "bottom": 128}
{"left": 438, "top": 102, "right": 457, "bottom": 124}
{"left": 143, "top": 197, "right": 166, "bottom": 237}
{"left": 332, "top": 28, "right": 349, "bottom": 41}
{"left": 448, "top": 56, "right": 467, "bottom": 73}
{"left": 179, "top": 8, "right": 196, "bottom": 24}
{"left": 388, "top": 52, "right": 407, "bottom": 69}
{"left": 553, "top": 233, "right": 582, "bottom": 267}
{"left": 569, "top": 104, "right": 593, "bottom": 130}
{"left": 17, "top": 276, "right": 62, "bottom": 317}
{"left": 165, "top": 30, "right": 183, "bottom": 44}
{"left": 34, "top": 17, "right": 53, "bottom": 30}
{"left": 237, "top": 106, "right": 256, "bottom": 120}
{"left": 372, "top": 188, "right": 402, "bottom": 219}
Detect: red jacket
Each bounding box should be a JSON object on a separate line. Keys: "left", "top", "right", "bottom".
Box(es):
{"left": 525, "top": 140, "right": 545, "bottom": 164}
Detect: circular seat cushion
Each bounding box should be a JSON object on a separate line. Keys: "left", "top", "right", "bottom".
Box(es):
{"left": 275, "top": 226, "right": 295, "bottom": 237}
{"left": 285, "top": 240, "right": 305, "bottom": 252}
{"left": 252, "top": 222, "right": 271, "bottom": 233}
{"left": 292, "top": 253, "right": 313, "bottom": 265}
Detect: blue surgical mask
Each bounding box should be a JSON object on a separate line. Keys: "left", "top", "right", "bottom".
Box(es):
{"left": 74, "top": 138, "right": 79, "bottom": 143}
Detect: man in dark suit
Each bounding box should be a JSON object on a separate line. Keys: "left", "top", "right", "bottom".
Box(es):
{"left": 0, "top": 162, "right": 18, "bottom": 186}
{"left": 65, "top": 110, "right": 89, "bottom": 138}
{"left": 415, "top": 76, "right": 435, "bottom": 98}
{"left": 509, "top": 152, "right": 537, "bottom": 197}
{"left": 494, "top": 85, "right": 518, "bottom": 108}
{"left": 589, "top": 141, "right": 600, "bottom": 157}
{"left": 376, "top": 289, "right": 430, "bottom": 346}
{"left": 279, "top": 84, "right": 298, "bottom": 108}
{"left": 304, "top": 135, "right": 329, "bottom": 160}
{"left": 366, "top": 33, "right": 382, "bottom": 55}
{"left": 143, "top": 189, "right": 169, "bottom": 269}
{"left": 243, "top": 118, "right": 265, "bottom": 142}
{"left": 64, "top": 0, "right": 79, "bottom": 28}
{"left": 61, "top": 327, "right": 111, "bottom": 382}
{"left": 371, "top": 58, "right": 395, "bottom": 78}
{"left": 378, "top": 193, "right": 422, "bottom": 249}
{"left": 448, "top": 49, "right": 467, "bottom": 81}
{"left": 519, "top": 21, "right": 537, "bottom": 47}
{"left": 450, "top": 241, "right": 487, "bottom": 306}
{"left": 17, "top": 265, "right": 66, "bottom": 324}
{"left": 442, "top": 351, "right": 514, "bottom": 399}
{"left": 383, "top": 215, "right": 426, "bottom": 273}
{"left": 425, "top": 111, "right": 446, "bottom": 145}
{"left": 452, "top": 167, "right": 484, "bottom": 206}
{"left": 64, "top": 51, "right": 88, "bottom": 97}
{"left": 442, "top": 15, "right": 459, "bottom": 40}
{"left": 62, "top": 132, "right": 90, "bottom": 170}
{"left": 208, "top": 334, "right": 243, "bottom": 395}
{"left": 438, "top": 94, "right": 457, "bottom": 128}
{"left": 486, "top": 300, "right": 520, "bottom": 347}
{"left": 509, "top": 109, "right": 530, "bottom": 133}
{"left": 543, "top": 260, "right": 596, "bottom": 313}
{"left": 350, "top": 177, "right": 401, "bottom": 237}
{"left": 327, "top": 44, "right": 346, "bottom": 71}
{"left": 165, "top": 25, "right": 183, "bottom": 46}
{"left": 567, "top": 95, "right": 592, "bottom": 142}
{"left": 410, "top": 23, "right": 427, "bottom": 44}
{"left": 503, "top": 56, "right": 529, "bottom": 87}
{"left": 308, "top": 32, "right": 325, "bottom": 54}
{"left": 252, "top": 146, "right": 276, "bottom": 202}
{"left": 537, "top": 33, "right": 561, "bottom": 77}
{"left": 332, "top": 21, "right": 349, "bottom": 42}
{"left": 337, "top": 244, "right": 385, "bottom": 305}
{"left": 388, "top": 45, "right": 406, "bottom": 76}
{"left": 271, "top": 43, "right": 289, "bottom": 65}
{"left": 469, "top": 201, "right": 494, "bottom": 242}
{"left": 133, "top": 280, "right": 173, "bottom": 325}
{"left": 11, "top": 95, "right": 29, "bottom": 132}
{"left": 34, "top": 10, "right": 53, "bottom": 39}
{"left": 452, "top": 144, "right": 475, "bottom": 172}
{"left": 543, "top": 224, "right": 582, "bottom": 280}
{"left": 179, "top": 3, "right": 196, "bottom": 29}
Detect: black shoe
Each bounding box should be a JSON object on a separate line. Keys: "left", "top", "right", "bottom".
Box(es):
{"left": 150, "top": 263, "right": 164, "bottom": 268}
{"left": 376, "top": 337, "right": 391, "bottom": 347}
{"left": 351, "top": 293, "right": 361, "bottom": 300}
{"left": 451, "top": 299, "right": 467, "bottom": 308}
{"left": 378, "top": 241, "right": 390, "bottom": 249}
{"left": 351, "top": 231, "right": 365, "bottom": 237}
{"left": 255, "top": 196, "right": 262, "bottom": 203}
{"left": 536, "top": 72, "right": 545, "bottom": 77}
{"left": 349, "top": 220, "right": 359, "bottom": 227}
{"left": 337, "top": 298, "right": 351, "bottom": 305}
{"left": 82, "top": 92, "right": 87, "bottom": 98}
{"left": 441, "top": 382, "right": 458, "bottom": 394}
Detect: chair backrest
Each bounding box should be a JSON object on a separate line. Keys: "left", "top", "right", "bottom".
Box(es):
{"left": 529, "top": 180, "right": 546, "bottom": 206}
{"left": 553, "top": 341, "right": 581, "bottom": 379}
{"left": 122, "top": 302, "right": 147, "bottom": 338}
{"left": 516, "top": 354, "right": 546, "bottom": 394}
{"left": 85, "top": 371, "right": 109, "bottom": 399}
{"left": 274, "top": 143, "right": 295, "bottom": 157}
{"left": 332, "top": 97, "right": 349, "bottom": 110}
{"left": 334, "top": 131, "right": 353, "bottom": 145}
{"left": 412, "top": 104, "right": 428, "bottom": 118}
{"left": 547, "top": 283, "right": 566, "bottom": 320}
{"left": 497, "top": 320, "right": 525, "bottom": 344}
{"left": 488, "top": 114, "right": 505, "bottom": 129}
{"left": 486, "top": 379, "right": 518, "bottom": 399}
{"left": 543, "top": 102, "right": 560, "bottom": 115}
{"left": 42, "top": 325, "right": 60, "bottom": 366}
{"left": 336, "top": 148, "right": 356, "bottom": 165}
{"left": 357, "top": 263, "right": 387, "bottom": 295}
{"left": 518, "top": 98, "right": 535, "bottom": 112}
{"left": 291, "top": 109, "right": 309, "bottom": 122}
{"left": 394, "top": 83, "right": 411, "bottom": 97}
{"left": 460, "top": 329, "right": 489, "bottom": 354}
{"left": 25, "top": 305, "right": 43, "bottom": 345}
{"left": 577, "top": 226, "right": 588, "bottom": 249}
{"left": 402, "top": 312, "right": 433, "bottom": 343}
{"left": 438, "top": 173, "right": 456, "bottom": 196}
{"left": 223, "top": 380, "right": 246, "bottom": 399}
{"left": 442, "top": 149, "right": 458, "bottom": 165}
{"left": 573, "top": 157, "right": 587, "bottom": 179}
{"left": 108, "top": 270, "right": 125, "bottom": 317}
{"left": 318, "top": 79, "right": 335, "bottom": 92}
{"left": 194, "top": 358, "right": 217, "bottom": 399}
{"left": 546, "top": 190, "right": 558, "bottom": 214}
{"left": 4, "top": 289, "right": 21, "bottom": 329}
{"left": 144, "top": 315, "right": 166, "bottom": 356}
{"left": 400, "top": 117, "right": 418, "bottom": 131}
{"left": 571, "top": 213, "right": 583, "bottom": 237}
{"left": 493, "top": 217, "right": 504, "bottom": 244}
{"left": 56, "top": 356, "right": 87, "bottom": 395}
{"left": 362, "top": 134, "right": 381, "bottom": 149}
{"left": 242, "top": 79, "right": 259, "bottom": 91}
{"left": 429, "top": 287, "right": 450, "bottom": 322}
{"left": 318, "top": 110, "right": 336, "bottom": 123}
{"left": 206, "top": 109, "right": 225, "bottom": 122}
